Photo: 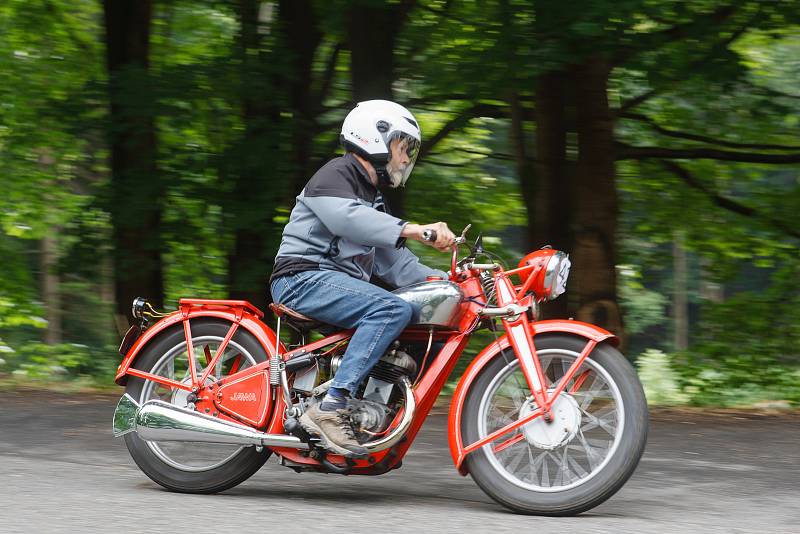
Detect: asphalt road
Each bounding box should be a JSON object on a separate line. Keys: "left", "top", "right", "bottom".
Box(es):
{"left": 1, "top": 390, "right": 798, "bottom": 534}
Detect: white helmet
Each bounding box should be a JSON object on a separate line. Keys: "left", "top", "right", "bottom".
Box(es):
{"left": 340, "top": 100, "right": 422, "bottom": 188}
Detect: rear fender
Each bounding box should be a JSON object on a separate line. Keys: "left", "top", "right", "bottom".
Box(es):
{"left": 447, "top": 319, "right": 618, "bottom": 475}
{"left": 115, "top": 300, "right": 282, "bottom": 385}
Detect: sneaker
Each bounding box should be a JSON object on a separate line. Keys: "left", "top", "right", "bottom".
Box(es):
{"left": 299, "top": 403, "right": 368, "bottom": 458}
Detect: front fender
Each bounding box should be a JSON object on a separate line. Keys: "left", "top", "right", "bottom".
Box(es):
{"left": 447, "top": 319, "right": 618, "bottom": 475}
{"left": 115, "top": 308, "right": 282, "bottom": 385}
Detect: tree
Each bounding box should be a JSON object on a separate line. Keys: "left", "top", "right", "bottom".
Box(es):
{"left": 408, "top": 0, "right": 800, "bottom": 341}
{"left": 102, "top": 0, "right": 164, "bottom": 321}
{"left": 344, "top": 0, "right": 417, "bottom": 218}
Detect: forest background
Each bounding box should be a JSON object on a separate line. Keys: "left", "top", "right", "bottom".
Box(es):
{"left": 1, "top": 0, "right": 798, "bottom": 407}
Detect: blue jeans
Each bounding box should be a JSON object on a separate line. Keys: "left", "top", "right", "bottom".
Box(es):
{"left": 270, "top": 270, "right": 413, "bottom": 393}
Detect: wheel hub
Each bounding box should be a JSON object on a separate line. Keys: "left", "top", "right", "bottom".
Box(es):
{"left": 519, "top": 392, "right": 581, "bottom": 450}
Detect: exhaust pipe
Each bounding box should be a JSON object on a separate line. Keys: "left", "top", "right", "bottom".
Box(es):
{"left": 112, "top": 394, "right": 308, "bottom": 450}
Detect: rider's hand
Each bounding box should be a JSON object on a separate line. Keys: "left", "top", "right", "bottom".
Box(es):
{"left": 403, "top": 222, "right": 456, "bottom": 252}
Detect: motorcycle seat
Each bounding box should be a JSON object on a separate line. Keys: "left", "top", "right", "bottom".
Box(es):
{"left": 269, "top": 303, "right": 327, "bottom": 332}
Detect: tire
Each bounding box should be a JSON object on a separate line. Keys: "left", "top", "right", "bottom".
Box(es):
{"left": 123, "top": 318, "right": 271, "bottom": 493}
{"left": 462, "top": 333, "right": 648, "bottom": 515}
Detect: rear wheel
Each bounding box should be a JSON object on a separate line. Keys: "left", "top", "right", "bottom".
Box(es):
{"left": 462, "top": 334, "right": 648, "bottom": 515}
{"left": 124, "top": 318, "right": 271, "bottom": 493}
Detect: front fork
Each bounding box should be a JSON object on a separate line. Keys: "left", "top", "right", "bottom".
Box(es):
{"left": 462, "top": 275, "right": 596, "bottom": 456}
{"left": 494, "top": 275, "right": 550, "bottom": 416}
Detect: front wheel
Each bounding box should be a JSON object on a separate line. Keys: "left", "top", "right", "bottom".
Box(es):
{"left": 462, "top": 334, "right": 648, "bottom": 515}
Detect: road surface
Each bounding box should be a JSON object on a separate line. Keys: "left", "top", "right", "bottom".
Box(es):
{"left": 1, "top": 390, "right": 798, "bottom": 533}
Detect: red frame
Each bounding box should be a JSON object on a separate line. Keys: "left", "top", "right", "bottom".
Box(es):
{"left": 115, "top": 259, "right": 618, "bottom": 476}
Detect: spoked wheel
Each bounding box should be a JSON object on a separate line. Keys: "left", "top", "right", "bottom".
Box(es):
{"left": 124, "top": 318, "right": 271, "bottom": 493}
{"left": 462, "top": 334, "right": 648, "bottom": 515}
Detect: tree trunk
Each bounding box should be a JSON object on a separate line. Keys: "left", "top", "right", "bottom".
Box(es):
{"left": 673, "top": 230, "right": 689, "bottom": 350}
{"left": 571, "top": 56, "right": 624, "bottom": 338}
{"left": 533, "top": 71, "right": 572, "bottom": 253}
{"left": 226, "top": 0, "right": 283, "bottom": 310}
{"left": 226, "top": 0, "right": 326, "bottom": 310}
{"left": 102, "top": 0, "right": 163, "bottom": 323}
{"left": 530, "top": 72, "right": 574, "bottom": 319}
{"left": 277, "top": 0, "right": 323, "bottom": 197}
{"left": 346, "top": 1, "right": 413, "bottom": 218}
{"left": 510, "top": 92, "right": 536, "bottom": 246}
{"left": 40, "top": 233, "right": 62, "bottom": 345}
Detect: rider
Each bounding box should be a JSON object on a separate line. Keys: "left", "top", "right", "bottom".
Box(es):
{"left": 269, "top": 100, "right": 455, "bottom": 457}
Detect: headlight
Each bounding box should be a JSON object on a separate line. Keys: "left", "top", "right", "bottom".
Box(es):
{"left": 517, "top": 248, "right": 571, "bottom": 301}
{"left": 544, "top": 251, "right": 571, "bottom": 300}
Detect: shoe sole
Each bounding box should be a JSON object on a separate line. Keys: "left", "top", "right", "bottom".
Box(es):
{"left": 299, "top": 414, "right": 368, "bottom": 458}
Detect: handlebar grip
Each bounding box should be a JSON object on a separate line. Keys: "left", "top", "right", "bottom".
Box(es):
{"left": 422, "top": 229, "right": 438, "bottom": 243}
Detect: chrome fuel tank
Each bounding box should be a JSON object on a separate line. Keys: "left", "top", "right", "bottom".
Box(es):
{"left": 392, "top": 280, "right": 465, "bottom": 329}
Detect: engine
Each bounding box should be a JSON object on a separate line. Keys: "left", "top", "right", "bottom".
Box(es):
{"left": 332, "top": 342, "right": 417, "bottom": 439}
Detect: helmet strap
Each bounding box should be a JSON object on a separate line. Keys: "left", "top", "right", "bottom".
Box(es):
{"left": 375, "top": 165, "right": 392, "bottom": 188}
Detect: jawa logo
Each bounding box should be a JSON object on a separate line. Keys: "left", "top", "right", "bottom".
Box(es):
{"left": 230, "top": 392, "right": 257, "bottom": 402}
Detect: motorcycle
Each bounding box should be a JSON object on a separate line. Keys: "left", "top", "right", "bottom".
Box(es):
{"left": 112, "top": 226, "right": 648, "bottom": 515}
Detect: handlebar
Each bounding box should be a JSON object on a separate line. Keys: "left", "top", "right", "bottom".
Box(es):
{"left": 421, "top": 230, "right": 468, "bottom": 247}
{"left": 421, "top": 225, "right": 471, "bottom": 282}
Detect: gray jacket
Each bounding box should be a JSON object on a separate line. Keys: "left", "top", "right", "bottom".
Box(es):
{"left": 271, "top": 153, "right": 446, "bottom": 288}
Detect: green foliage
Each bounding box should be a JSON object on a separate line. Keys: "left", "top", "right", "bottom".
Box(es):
{"left": 618, "top": 263, "right": 668, "bottom": 336}
{"left": 4, "top": 342, "right": 116, "bottom": 381}
{"left": 636, "top": 348, "right": 688, "bottom": 405}
{"left": 1, "top": 0, "right": 799, "bottom": 407}
{"left": 671, "top": 259, "right": 800, "bottom": 406}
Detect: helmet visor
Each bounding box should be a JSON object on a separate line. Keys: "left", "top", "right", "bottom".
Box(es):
{"left": 384, "top": 131, "right": 421, "bottom": 187}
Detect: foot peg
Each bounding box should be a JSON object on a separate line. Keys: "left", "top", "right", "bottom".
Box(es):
{"left": 284, "top": 416, "right": 316, "bottom": 443}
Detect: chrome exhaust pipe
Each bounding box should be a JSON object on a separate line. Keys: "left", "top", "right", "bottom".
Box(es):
{"left": 362, "top": 376, "right": 416, "bottom": 452}
{"left": 112, "top": 394, "right": 308, "bottom": 450}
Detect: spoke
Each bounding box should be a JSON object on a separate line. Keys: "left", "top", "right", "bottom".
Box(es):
{"left": 488, "top": 397, "right": 513, "bottom": 421}
{"left": 214, "top": 344, "right": 226, "bottom": 380}
{"left": 560, "top": 358, "right": 570, "bottom": 382}
{"left": 570, "top": 370, "right": 591, "bottom": 393}
{"left": 539, "top": 357, "right": 554, "bottom": 387}
{"left": 505, "top": 445, "right": 529, "bottom": 475}
{"left": 489, "top": 399, "right": 524, "bottom": 427}
{"left": 580, "top": 406, "right": 618, "bottom": 436}
{"left": 487, "top": 397, "right": 519, "bottom": 425}
{"left": 510, "top": 368, "right": 528, "bottom": 394}
{"left": 576, "top": 428, "right": 602, "bottom": 470}
{"left": 578, "top": 375, "right": 601, "bottom": 410}
{"left": 527, "top": 448, "right": 547, "bottom": 483}
{"left": 510, "top": 385, "right": 525, "bottom": 408}
{"left": 480, "top": 352, "right": 623, "bottom": 488}
{"left": 567, "top": 452, "right": 588, "bottom": 479}
{"left": 540, "top": 452, "right": 551, "bottom": 487}
{"left": 203, "top": 345, "right": 213, "bottom": 366}
{"left": 557, "top": 446, "right": 571, "bottom": 486}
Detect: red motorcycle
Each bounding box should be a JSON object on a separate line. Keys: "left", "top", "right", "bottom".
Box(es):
{"left": 112, "top": 228, "right": 647, "bottom": 515}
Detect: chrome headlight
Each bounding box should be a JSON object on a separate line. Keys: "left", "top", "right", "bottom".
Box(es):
{"left": 543, "top": 251, "right": 571, "bottom": 300}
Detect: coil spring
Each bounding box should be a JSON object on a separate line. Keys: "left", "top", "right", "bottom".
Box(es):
{"left": 269, "top": 354, "right": 281, "bottom": 386}
{"left": 480, "top": 271, "right": 497, "bottom": 305}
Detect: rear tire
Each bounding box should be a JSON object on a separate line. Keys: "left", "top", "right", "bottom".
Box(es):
{"left": 462, "top": 334, "right": 648, "bottom": 515}
{"left": 124, "top": 318, "right": 271, "bottom": 493}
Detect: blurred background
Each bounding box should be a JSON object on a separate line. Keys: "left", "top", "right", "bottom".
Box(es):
{"left": 0, "top": 0, "right": 798, "bottom": 407}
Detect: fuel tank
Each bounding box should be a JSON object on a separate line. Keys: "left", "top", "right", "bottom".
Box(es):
{"left": 392, "top": 280, "right": 465, "bottom": 329}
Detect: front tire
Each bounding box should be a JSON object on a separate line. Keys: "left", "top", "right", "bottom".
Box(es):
{"left": 123, "top": 318, "right": 271, "bottom": 493}
{"left": 462, "top": 334, "right": 648, "bottom": 515}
